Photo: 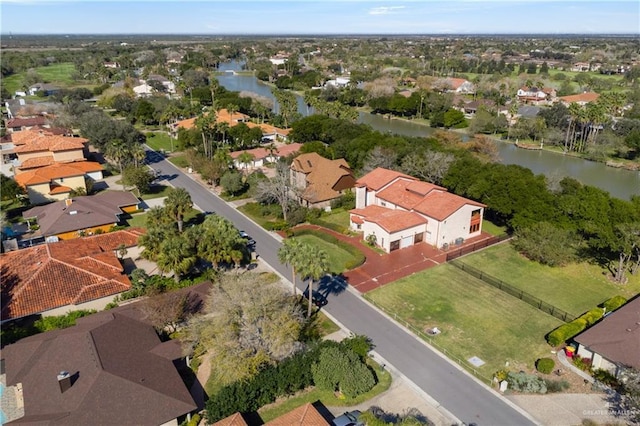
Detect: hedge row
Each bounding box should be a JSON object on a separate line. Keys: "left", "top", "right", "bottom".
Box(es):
{"left": 291, "top": 229, "right": 366, "bottom": 270}
{"left": 546, "top": 296, "right": 627, "bottom": 346}
{"left": 601, "top": 295, "right": 627, "bottom": 312}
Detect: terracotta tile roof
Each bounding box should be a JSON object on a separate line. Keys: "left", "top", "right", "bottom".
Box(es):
{"left": 22, "top": 191, "right": 140, "bottom": 237}
{"left": 356, "top": 167, "right": 415, "bottom": 191}
{"left": 445, "top": 77, "right": 469, "bottom": 90}
{"left": 14, "top": 161, "right": 103, "bottom": 186}
{"left": 12, "top": 130, "right": 87, "bottom": 153}
{"left": 351, "top": 205, "right": 427, "bottom": 233}
{"left": 48, "top": 184, "right": 72, "bottom": 195}
{"left": 574, "top": 297, "right": 640, "bottom": 370}
{"left": 2, "top": 311, "right": 197, "bottom": 424}
{"left": 230, "top": 143, "right": 302, "bottom": 161}
{"left": 17, "top": 155, "right": 55, "bottom": 170}
{"left": 413, "top": 190, "right": 485, "bottom": 221}
{"left": 212, "top": 412, "right": 250, "bottom": 426}
{"left": 6, "top": 116, "right": 47, "bottom": 128}
{"left": 377, "top": 179, "right": 445, "bottom": 210}
{"left": 264, "top": 403, "right": 329, "bottom": 426}
{"left": 559, "top": 92, "right": 600, "bottom": 104}
{"left": 0, "top": 229, "right": 145, "bottom": 320}
{"left": 292, "top": 153, "right": 356, "bottom": 203}
{"left": 174, "top": 109, "right": 291, "bottom": 137}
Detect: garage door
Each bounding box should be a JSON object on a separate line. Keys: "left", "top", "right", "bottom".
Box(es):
{"left": 400, "top": 235, "right": 413, "bottom": 249}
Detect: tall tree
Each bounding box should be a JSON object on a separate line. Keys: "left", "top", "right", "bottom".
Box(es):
{"left": 278, "top": 238, "right": 305, "bottom": 295}
{"left": 165, "top": 187, "right": 193, "bottom": 233}
{"left": 156, "top": 231, "right": 197, "bottom": 282}
{"left": 298, "top": 244, "right": 330, "bottom": 318}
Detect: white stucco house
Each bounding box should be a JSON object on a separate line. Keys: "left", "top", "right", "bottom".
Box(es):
{"left": 350, "top": 168, "right": 485, "bottom": 252}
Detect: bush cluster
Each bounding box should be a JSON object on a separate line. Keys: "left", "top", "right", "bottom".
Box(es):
{"left": 601, "top": 295, "right": 627, "bottom": 312}
{"left": 573, "top": 356, "right": 593, "bottom": 372}
{"left": 547, "top": 304, "right": 609, "bottom": 346}
{"left": 205, "top": 335, "right": 375, "bottom": 423}
{"left": 544, "top": 379, "right": 570, "bottom": 393}
{"left": 536, "top": 358, "right": 555, "bottom": 374}
{"left": 1, "top": 310, "right": 97, "bottom": 346}
{"left": 507, "top": 371, "right": 547, "bottom": 394}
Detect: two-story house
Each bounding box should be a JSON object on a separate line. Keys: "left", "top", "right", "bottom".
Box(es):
{"left": 350, "top": 168, "right": 485, "bottom": 252}
{"left": 290, "top": 153, "right": 356, "bottom": 210}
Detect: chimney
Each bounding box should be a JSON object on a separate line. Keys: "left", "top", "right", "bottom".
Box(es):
{"left": 65, "top": 198, "right": 73, "bottom": 207}
{"left": 57, "top": 371, "right": 71, "bottom": 393}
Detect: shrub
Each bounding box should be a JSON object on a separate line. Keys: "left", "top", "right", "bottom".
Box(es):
{"left": 265, "top": 220, "right": 289, "bottom": 231}
{"left": 506, "top": 371, "right": 547, "bottom": 394}
{"left": 601, "top": 295, "right": 627, "bottom": 312}
{"left": 545, "top": 379, "right": 570, "bottom": 393}
{"left": 593, "top": 369, "right": 619, "bottom": 387}
{"left": 546, "top": 318, "right": 587, "bottom": 346}
{"left": 34, "top": 310, "right": 97, "bottom": 332}
{"left": 311, "top": 346, "right": 375, "bottom": 398}
{"left": 572, "top": 356, "right": 593, "bottom": 372}
{"left": 579, "top": 307, "right": 603, "bottom": 326}
{"left": 340, "top": 334, "right": 375, "bottom": 360}
{"left": 536, "top": 358, "right": 555, "bottom": 374}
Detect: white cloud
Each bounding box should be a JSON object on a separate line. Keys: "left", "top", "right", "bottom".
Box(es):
{"left": 369, "top": 5, "right": 406, "bottom": 15}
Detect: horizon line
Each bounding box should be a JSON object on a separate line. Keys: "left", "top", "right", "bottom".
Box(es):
{"left": 2, "top": 32, "right": 639, "bottom": 36}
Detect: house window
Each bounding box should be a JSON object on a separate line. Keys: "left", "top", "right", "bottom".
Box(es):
{"left": 390, "top": 240, "right": 400, "bottom": 251}
{"left": 414, "top": 233, "right": 424, "bottom": 244}
{"left": 469, "top": 208, "right": 481, "bottom": 233}
{"left": 356, "top": 224, "right": 361, "bottom": 230}
{"left": 380, "top": 201, "right": 387, "bottom": 207}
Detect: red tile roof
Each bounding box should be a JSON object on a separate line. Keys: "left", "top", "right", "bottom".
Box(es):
{"left": 11, "top": 130, "right": 87, "bottom": 153}
{"left": 356, "top": 167, "right": 415, "bottom": 191}
{"left": 376, "top": 179, "right": 445, "bottom": 210}
{"left": 17, "top": 155, "right": 56, "bottom": 170}
{"left": 230, "top": 143, "right": 302, "bottom": 161}
{"left": 212, "top": 413, "right": 250, "bottom": 426}
{"left": 351, "top": 205, "right": 427, "bottom": 233}
{"left": 264, "top": 403, "right": 329, "bottom": 426}
{"left": 445, "top": 77, "right": 469, "bottom": 90}
{"left": 174, "top": 109, "right": 291, "bottom": 137}
{"left": 14, "top": 161, "right": 103, "bottom": 186}
{"left": 6, "top": 116, "right": 47, "bottom": 128}
{"left": 0, "top": 229, "right": 143, "bottom": 320}
{"left": 413, "top": 190, "right": 485, "bottom": 221}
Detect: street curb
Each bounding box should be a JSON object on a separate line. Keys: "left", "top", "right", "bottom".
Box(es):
{"left": 347, "top": 285, "right": 543, "bottom": 426}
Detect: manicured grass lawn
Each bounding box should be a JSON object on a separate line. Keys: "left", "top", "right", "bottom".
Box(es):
{"left": 238, "top": 202, "right": 281, "bottom": 228}
{"left": 257, "top": 358, "right": 391, "bottom": 422}
{"left": 169, "top": 155, "right": 189, "bottom": 168}
{"left": 318, "top": 209, "right": 350, "bottom": 229}
{"left": 3, "top": 63, "right": 82, "bottom": 94}
{"left": 145, "top": 132, "right": 175, "bottom": 152}
{"left": 481, "top": 219, "right": 507, "bottom": 236}
{"left": 140, "top": 184, "right": 173, "bottom": 200}
{"left": 126, "top": 207, "right": 202, "bottom": 228}
{"left": 365, "top": 264, "right": 563, "bottom": 378}
{"left": 460, "top": 243, "right": 640, "bottom": 316}
{"left": 295, "top": 234, "right": 359, "bottom": 274}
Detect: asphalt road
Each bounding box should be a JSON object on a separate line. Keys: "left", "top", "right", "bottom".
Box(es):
{"left": 145, "top": 148, "right": 537, "bottom": 426}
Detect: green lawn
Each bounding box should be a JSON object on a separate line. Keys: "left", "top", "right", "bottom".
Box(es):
{"left": 365, "top": 264, "right": 563, "bottom": 378}
{"left": 126, "top": 207, "right": 202, "bottom": 228}
{"left": 3, "top": 63, "right": 82, "bottom": 94}
{"left": 145, "top": 132, "right": 176, "bottom": 152}
{"left": 140, "top": 184, "right": 173, "bottom": 200}
{"left": 460, "top": 243, "right": 640, "bottom": 316}
{"left": 481, "top": 219, "right": 507, "bottom": 236}
{"left": 295, "top": 234, "right": 359, "bottom": 274}
{"left": 169, "top": 155, "right": 189, "bottom": 168}
{"left": 319, "top": 209, "right": 350, "bottom": 229}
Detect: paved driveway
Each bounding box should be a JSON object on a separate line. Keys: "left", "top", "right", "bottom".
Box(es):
{"left": 143, "top": 147, "right": 539, "bottom": 426}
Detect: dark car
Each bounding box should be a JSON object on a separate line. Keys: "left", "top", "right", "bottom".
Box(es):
{"left": 332, "top": 410, "right": 363, "bottom": 426}
{"left": 302, "top": 289, "right": 328, "bottom": 307}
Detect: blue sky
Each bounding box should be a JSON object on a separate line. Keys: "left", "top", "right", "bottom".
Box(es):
{"left": 1, "top": 1, "right": 638, "bottom": 35}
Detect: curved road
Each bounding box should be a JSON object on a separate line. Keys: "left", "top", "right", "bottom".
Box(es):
{"left": 145, "top": 149, "right": 537, "bottom": 426}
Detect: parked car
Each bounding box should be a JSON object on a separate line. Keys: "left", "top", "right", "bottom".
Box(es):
{"left": 332, "top": 410, "right": 363, "bottom": 426}
{"left": 302, "top": 289, "right": 328, "bottom": 307}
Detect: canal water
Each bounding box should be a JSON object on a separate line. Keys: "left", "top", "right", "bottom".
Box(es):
{"left": 216, "top": 61, "right": 639, "bottom": 200}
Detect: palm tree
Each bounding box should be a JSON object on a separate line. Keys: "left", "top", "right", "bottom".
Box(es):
{"left": 105, "top": 139, "right": 131, "bottom": 189}
{"left": 278, "top": 238, "right": 304, "bottom": 295}
{"left": 131, "top": 143, "right": 146, "bottom": 167}
{"left": 195, "top": 112, "right": 216, "bottom": 159}
{"left": 156, "top": 234, "right": 197, "bottom": 282}
{"left": 227, "top": 103, "right": 239, "bottom": 126}
{"left": 237, "top": 151, "right": 255, "bottom": 171}
{"left": 298, "top": 244, "right": 330, "bottom": 318}
{"left": 165, "top": 187, "right": 193, "bottom": 233}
